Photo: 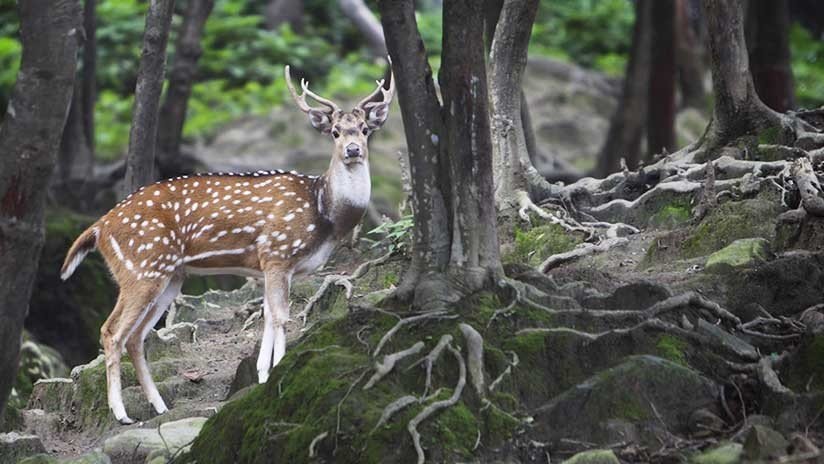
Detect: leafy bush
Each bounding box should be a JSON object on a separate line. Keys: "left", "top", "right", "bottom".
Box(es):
{"left": 790, "top": 24, "right": 824, "bottom": 108}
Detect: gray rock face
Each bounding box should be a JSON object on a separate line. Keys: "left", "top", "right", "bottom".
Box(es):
{"left": 532, "top": 356, "right": 720, "bottom": 447}
{"left": 561, "top": 450, "right": 621, "bottom": 464}
{"left": 19, "top": 451, "right": 112, "bottom": 464}
{"left": 0, "top": 431, "right": 46, "bottom": 462}
{"left": 102, "top": 417, "right": 207, "bottom": 464}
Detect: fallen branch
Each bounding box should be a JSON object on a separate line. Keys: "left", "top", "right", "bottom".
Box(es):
{"left": 540, "top": 237, "right": 628, "bottom": 272}
{"left": 364, "top": 341, "right": 425, "bottom": 390}
{"left": 408, "top": 344, "right": 466, "bottom": 464}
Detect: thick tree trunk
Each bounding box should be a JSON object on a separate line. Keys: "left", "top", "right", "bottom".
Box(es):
{"left": 157, "top": 0, "right": 213, "bottom": 177}
{"left": 441, "top": 0, "right": 502, "bottom": 289}
{"left": 647, "top": 0, "right": 677, "bottom": 160}
{"left": 675, "top": 0, "right": 706, "bottom": 109}
{"left": 378, "top": 0, "right": 451, "bottom": 303}
{"left": 700, "top": 0, "right": 790, "bottom": 156}
{"left": 123, "top": 0, "right": 175, "bottom": 197}
{"left": 486, "top": 0, "right": 539, "bottom": 212}
{"left": 82, "top": 0, "right": 96, "bottom": 150}
{"left": 0, "top": 0, "right": 80, "bottom": 419}
{"left": 596, "top": 0, "right": 652, "bottom": 176}
{"left": 58, "top": 80, "right": 94, "bottom": 182}
{"left": 746, "top": 0, "right": 795, "bottom": 112}
{"left": 339, "top": 0, "right": 387, "bottom": 57}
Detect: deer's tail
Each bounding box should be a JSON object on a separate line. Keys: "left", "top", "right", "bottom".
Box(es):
{"left": 61, "top": 226, "right": 99, "bottom": 280}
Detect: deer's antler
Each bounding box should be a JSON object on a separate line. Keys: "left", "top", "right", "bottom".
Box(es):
{"left": 284, "top": 65, "right": 341, "bottom": 114}
{"left": 356, "top": 57, "right": 395, "bottom": 111}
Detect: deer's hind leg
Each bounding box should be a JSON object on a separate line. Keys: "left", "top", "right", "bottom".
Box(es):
{"left": 101, "top": 279, "right": 166, "bottom": 424}
{"left": 125, "top": 275, "right": 183, "bottom": 415}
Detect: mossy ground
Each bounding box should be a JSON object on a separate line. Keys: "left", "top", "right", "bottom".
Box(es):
{"left": 504, "top": 223, "right": 583, "bottom": 267}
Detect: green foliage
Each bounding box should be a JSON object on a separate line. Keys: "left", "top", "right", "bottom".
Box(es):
{"left": 789, "top": 24, "right": 824, "bottom": 108}
{"left": 367, "top": 215, "right": 414, "bottom": 254}
{"left": 0, "top": 36, "right": 20, "bottom": 106}
{"left": 530, "top": 0, "right": 635, "bottom": 70}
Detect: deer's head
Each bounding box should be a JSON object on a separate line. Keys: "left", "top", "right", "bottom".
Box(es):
{"left": 284, "top": 63, "right": 395, "bottom": 167}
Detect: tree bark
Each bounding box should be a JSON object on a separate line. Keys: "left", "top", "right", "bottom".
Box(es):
{"left": 339, "top": 0, "right": 387, "bottom": 57}
{"left": 675, "top": 0, "right": 706, "bottom": 109}
{"left": 0, "top": 0, "right": 80, "bottom": 419}
{"left": 441, "top": 0, "right": 503, "bottom": 288}
{"left": 700, "top": 0, "right": 790, "bottom": 156}
{"left": 82, "top": 0, "right": 96, "bottom": 150}
{"left": 378, "top": 0, "right": 451, "bottom": 303}
{"left": 486, "top": 0, "right": 539, "bottom": 212}
{"left": 157, "top": 0, "right": 213, "bottom": 177}
{"left": 596, "top": 0, "right": 652, "bottom": 176}
{"left": 647, "top": 0, "right": 677, "bottom": 160}
{"left": 123, "top": 0, "right": 175, "bottom": 197}
{"left": 58, "top": 80, "right": 94, "bottom": 182}
{"left": 746, "top": 0, "right": 794, "bottom": 112}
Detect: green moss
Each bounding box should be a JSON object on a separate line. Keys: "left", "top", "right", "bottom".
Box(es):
{"left": 784, "top": 334, "right": 824, "bottom": 392}
{"left": 655, "top": 335, "right": 689, "bottom": 367}
{"left": 482, "top": 405, "right": 520, "bottom": 446}
{"left": 505, "top": 223, "right": 582, "bottom": 267}
{"left": 681, "top": 197, "right": 780, "bottom": 259}
{"left": 431, "top": 397, "right": 478, "bottom": 458}
{"left": 757, "top": 126, "right": 781, "bottom": 146}
{"left": 382, "top": 272, "right": 399, "bottom": 288}
{"left": 562, "top": 449, "right": 620, "bottom": 464}
{"left": 649, "top": 200, "right": 692, "bottom": 229}
{"left": 691, "top": 443, "right": 743, "bottom": 464}
{"left": 704, "top": 238, "right": 770, "bottom": 273}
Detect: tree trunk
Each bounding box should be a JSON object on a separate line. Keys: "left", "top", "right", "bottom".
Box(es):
{"left": 0, "top": 0, "right": 80, "bottom": 419}
{"left": 378, "top": 0, "right": 451, "bottom": 304}
{"left": 58, "top": 80, "right": 94, "bottom": 183}
{"left": 700, "top": 0, "right": 790, "bottom": 156}
{"left": 647, "top": 0, "right": 677, "bottom": 160}
{"left": 339, "top": 0, "right": 387, "bottom": 57}
{"left": 157, "top": 0, "right": 213, "bottom": 177}
{"left": 263, "top": 0, "right": 303, "bottom": 32}
{"left": 486, "top": 0, "right": 539, "bottom": 213}
{"left": 82, "top": 0, "right": 96, "bottom": 151}
{"left": 123, "top": 0, "right": 175, "bottom": 197}
{"left": 746, "top": 0, "right": 794, "bottom": 112}
{"left": 596, "top": 0, "right": 652, "bottom": 176}
{"left": 675, "top": 0, "right": 706, "bottom": 109}
{"left": 441, "top": 0, "right": 502, "bottom": 289}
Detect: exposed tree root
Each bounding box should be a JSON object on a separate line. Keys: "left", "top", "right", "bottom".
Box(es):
{"left": 335, "top": 368, "right": 369, "bottom": 453}
{"left": 406, "top": 334, "right": 453, "bottom": 397}
{"left": 297, "top": 250, "right": 394, "bottom": 324}
{"left": 644, "top": 292, "right": 741, "bottom": 327}
{"left": 488, "top": 351, "right": 518, "bottom": 393}
{"left": 373, "top": 311, "right": 456, "bottom": 357}
{"left": 540, "top": 237, "right": 629, "bottom": 272}
{"left": 308, "top": 431, "right": 329, "bottom": 458}
{"left": 364, "top": 341, "right": 425, "bottom": 390}
{"left": 791, "top": 157, "right": 824, "bottom": 216}
{"left": 459, "top": 323, "right": 485, "bottom": 398}
{"left": 408, "top": 344, "right": 466, "bottom": 464}
{"left": 371, "top": 395, "right": 418, "bottom": 433}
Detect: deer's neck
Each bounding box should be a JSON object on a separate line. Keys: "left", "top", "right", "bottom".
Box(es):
{"left": 317, "top": 160, "right": 371, "bottom": 238}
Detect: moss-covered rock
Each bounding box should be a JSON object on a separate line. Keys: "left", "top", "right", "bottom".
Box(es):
{"left": 781, "top": 333, "right": 824, "bottom": 392}
{"left": 742, "top": 425, "right": 788, "bottom": 461}
{"left": 19, "top": 451, "right": 111, "bottom": 464}
{"left": 0, "top": 432, "right": 46, "bottom": 463}
{"left": 690, "top": 442, "right": 742, "bottom": 464}
{"left": 648, "top": 198, "right": 692, "bottom": 229}
{"left": 704, "top": 238, "right": 771, "bottom": 274}
{"left": 562, "top": 449, "right": 620, "bottom": 464}
{"left": 532, "top": 356, "right": 720, "bottom": 448}
{"left": 102, "top": 417, "right": 207, "bottom": 464}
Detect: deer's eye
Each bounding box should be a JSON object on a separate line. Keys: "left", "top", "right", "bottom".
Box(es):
{"left": 332, "top": 130, "right": 340, "bottom": 138}
{"left": 361, "top": 127, "right": 369, "bottom": 136}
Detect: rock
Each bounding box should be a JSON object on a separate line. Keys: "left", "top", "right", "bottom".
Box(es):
{"left": 742, "top": 425, "right": 788, "bottom": 461}
{"left": 690, "top": 443, "right": 742, "bottom": 464}
{"left": 799, "top": 305, "right": 824, "bottom": 335}
{"left": 705, "top": 238, "right": 771, "bottom": 273}
{"left": 20, "top": 451, "right": 111, "bottom": 464}
{"left": 561, "top": 449, "right": 620, "bottom": 464}
{"left": 227, "top": 355, "right": 257, "bottom": 397}
{"left": 532, "top": 356, "right": 720, "bottom": 447}
{"left": 27, "top": 378, "right": 73, "bottom": 413}
{"left": 689, "top": 408, "right": 726, "bottom": 438}
{"left": 0, "top": 432, "right": 46, "bottom": 462}
{"left": 102, "top": 417, "right": 207, "bottom": 464}
{"left": 582, "top": 281, "right": 672, "bottom": 310}
{"left": 171, "top": 280, "right": 261, "bottom": 324}
{"left": 774, "top": 211, "right": 824, "bottom": 253}
{"left": 144, "top": 323, "right": 197, "bottom": 361}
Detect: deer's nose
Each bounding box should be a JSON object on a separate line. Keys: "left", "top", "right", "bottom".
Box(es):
{"left": 345, "top": 144, "right": 362, "bottom": 158}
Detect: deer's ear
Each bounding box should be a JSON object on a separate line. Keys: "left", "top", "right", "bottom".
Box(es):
{"left": 308, "top": 109, "right": 333, "bottom": 133}
{"left": 364, "top": 101, "right": 390, "bottom": 131}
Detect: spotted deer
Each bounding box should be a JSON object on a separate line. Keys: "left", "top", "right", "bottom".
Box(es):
{"left": 61, "top": 63, "right": 394, "bottom": 424}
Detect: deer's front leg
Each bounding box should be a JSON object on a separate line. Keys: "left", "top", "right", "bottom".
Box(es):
{"left": 257, "top": 270, "right": 291, "bottom": 384}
